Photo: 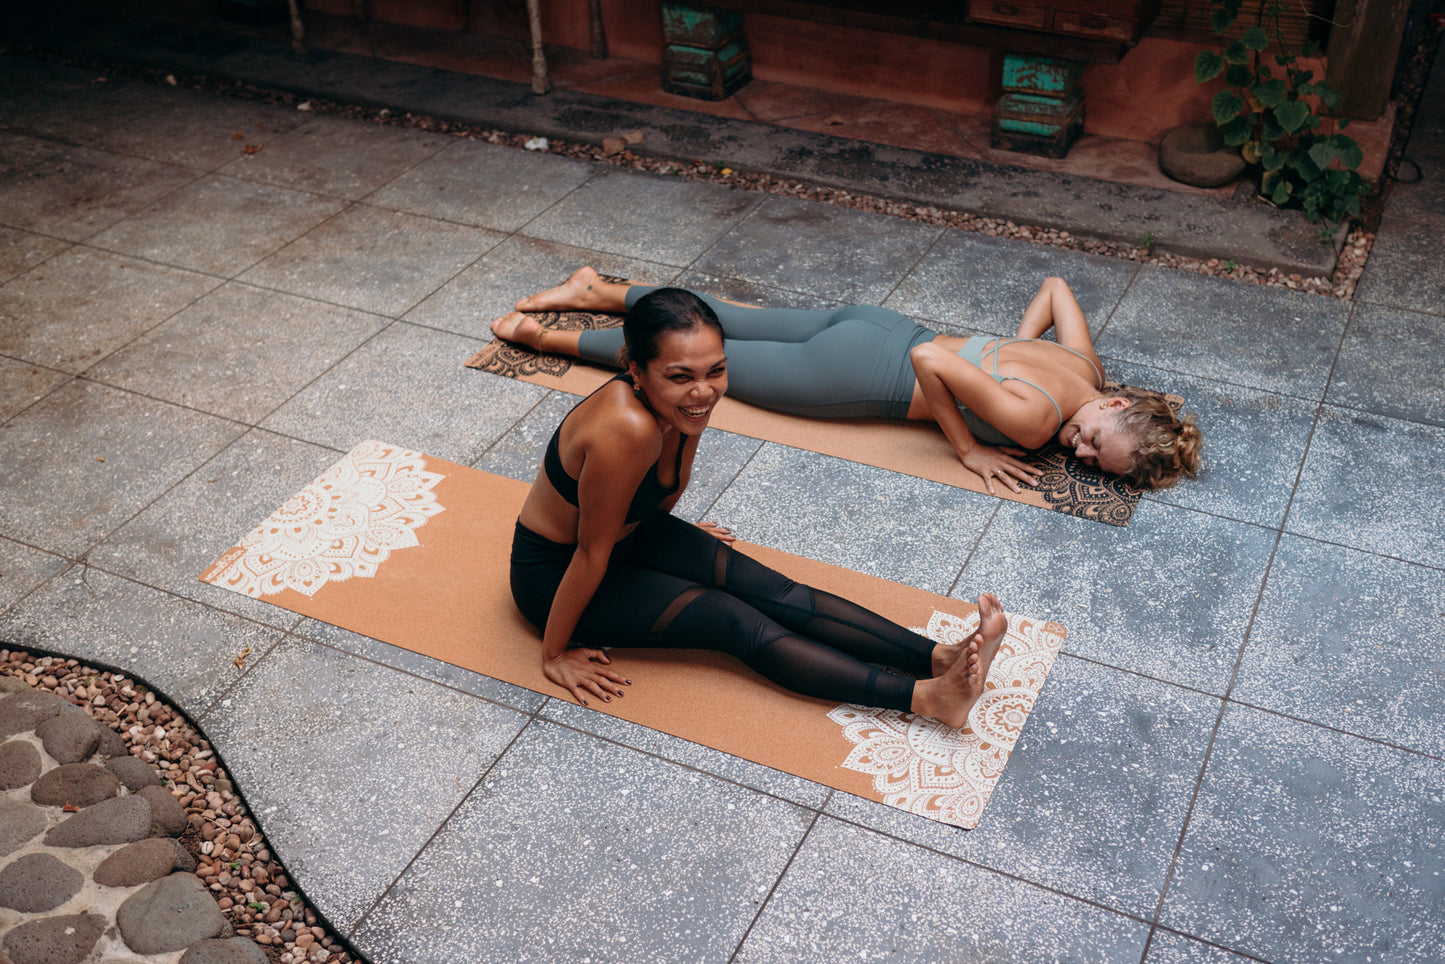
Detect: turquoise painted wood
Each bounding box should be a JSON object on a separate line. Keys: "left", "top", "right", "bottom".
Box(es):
{"left": 1000, "top": 52, "right": 1083, "bottom": 97}
{"left": 661, "top": 3, "right": 745, "bottom": 48}
{"left": 660, "top": 2, "right": 751, "bottom": 101}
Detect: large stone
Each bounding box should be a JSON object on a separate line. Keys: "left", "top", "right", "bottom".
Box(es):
{"left": 1, "top": 912, "right": 106, "bottom": 964}
{"left": 94, "top": 837, "right": 184, "bottom": 887}
{"left": 96, "top": 725, "right": 129, "bottom": 759}
{"left": 107, "top": 754, "right": 162, "bottom": 791}
{"left": 0, "top": 738, "right": 42, "bottom": 789}
{"left": 0, "top": 795, "right": 47, "bottom": 856}
{"left": 1159, "top": 122, "right": 1248, "bottom": 188}
{"left": 35, "top": 712, "right": 101, "bottom": 764}
{"left": 0, "top": 676, "right": 30, "bottom": 694}
{"left": 44, "top": 795, "right": 150, "bottom": 848}
{"left": 180, "top": 937, "right": 271, "bottom": 964}
{"left": 0, "top": 690, "right": 70, "bottom": 738}
{"left": 0, "top": 852, "right": 84, "bottom": 912}
{"left": 31, "top": 763, "right": 120, "bottom": 808}
{"left": 117, "top": 873, "right": 229, "bottom": 954}
{"left": 137, "top": 784, "right": 187, "bottom": 836}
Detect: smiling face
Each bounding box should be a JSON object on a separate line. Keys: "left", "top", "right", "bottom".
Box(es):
{"left": 1058, "top": 397, "right": 1137, "bottom": 476}
{"left": 629, "top": 325, "right": 728, "bottom": 435}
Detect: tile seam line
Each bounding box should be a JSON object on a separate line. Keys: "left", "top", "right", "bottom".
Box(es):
{"left": 945, "top": 499, "right": 1000, "bottom": 598}
{"left": 345, "top": 713, "right": 541, "bottom": 944}
{"left": 1095, "top": 261, "right": 1146, "bottom": 338}
{"left": 727, "top": 794, "right": 830, "bottom": 963}
{"left": 690, "top": 434, "right": 766, "bottom": 525}
{"left": 814, "top": 807, "right": 1166, "bottom": 933}
{"left": 1145, "top": 482, "right": 1299, "bottom": 931}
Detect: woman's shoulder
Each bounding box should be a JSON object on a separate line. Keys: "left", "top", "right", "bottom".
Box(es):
{"left": 570, "top": 381, "right": 659, "bottom": 455}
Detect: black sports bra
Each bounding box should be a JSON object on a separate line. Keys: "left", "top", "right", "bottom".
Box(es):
{"left": 543, "top": 374, "right": 684, "bottom": 524}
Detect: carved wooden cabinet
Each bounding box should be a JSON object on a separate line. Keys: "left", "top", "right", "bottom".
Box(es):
{"left": 967, "top": 1, "right": 1163, "bottom": 46}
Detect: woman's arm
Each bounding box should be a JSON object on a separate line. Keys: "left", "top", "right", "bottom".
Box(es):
{"left": 539, "top": 411, "right": 656, "bottom": 704}
{"left": 909, "top": 343, "right": 1047, "bottom": 493}
{"left": 1015, "top": 278, "right": 1104, "bottom": 385}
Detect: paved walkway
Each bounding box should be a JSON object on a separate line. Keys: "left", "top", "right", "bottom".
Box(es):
{"left": 1, "top": 39, "right": 1443, "bottom": 964}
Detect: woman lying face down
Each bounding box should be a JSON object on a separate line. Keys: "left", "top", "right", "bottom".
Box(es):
{"left": 507, "top": 287, "right": 1008, "bottom": 729}
{"left": 492, "top": 270, "right": 1202, "bottom": 493}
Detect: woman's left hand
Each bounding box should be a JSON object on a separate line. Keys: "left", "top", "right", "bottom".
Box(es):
{"left": 697, "top": 521, "right": 736, "bottom": 544}
{"left": 961, "top": 445, "right": 1043, "bottom": 494}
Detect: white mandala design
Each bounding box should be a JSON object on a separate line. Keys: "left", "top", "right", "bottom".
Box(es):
{"left": 828, "top": 609, "right": 1063, "bottom": 829}
{"left": 208, "top": 440, "right": 445, "bottom": 599}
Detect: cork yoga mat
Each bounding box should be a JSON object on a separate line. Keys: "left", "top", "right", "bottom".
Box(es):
{"left": 200, "top": 441, "right": 1066, "bottom": 829}
{"left": 466, "top": 308, "right": 1152, "bottom": 527}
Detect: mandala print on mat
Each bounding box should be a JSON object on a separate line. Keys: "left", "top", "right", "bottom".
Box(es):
{"left": 828, "top": 609, "right": 1064, "bottom": 829}
{"left": 207, "top": 440, "right": 445, "bottom": 599}
{"left": 463, "top": 275, "right": 630, "bottom": 379}
{"left": 1032, "top": 446, "right": 1137, "bottom": 527}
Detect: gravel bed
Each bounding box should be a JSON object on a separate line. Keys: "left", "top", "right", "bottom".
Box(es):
{"left": 1, "top": 648, "right": 358, "bottom": 964}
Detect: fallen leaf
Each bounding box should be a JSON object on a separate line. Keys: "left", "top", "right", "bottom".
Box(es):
{"left": 231, "top": 131, "right": 244, "bottom": 140}
{"left": 63, "top": 801, "right": 79, "bottom": 812}
{"left": 233, "top": 646, "right": 252, "bottom": 669}
{"left": 96, "top": 457, "right": 105, "bottom": 462}
{"left": 242, "top": 144, "right": 263, "bottom": 155}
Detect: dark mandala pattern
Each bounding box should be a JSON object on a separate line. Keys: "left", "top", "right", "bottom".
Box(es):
{"left": 1028, "top": 444, "right": 1139, "bottom": 527}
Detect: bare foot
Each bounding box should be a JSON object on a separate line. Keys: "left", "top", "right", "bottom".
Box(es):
{"left": 914, "top": 592, "right": 1007, "bottom": 729}
{"left": 489, "top": 311, "right": 543, "bottom": 350}
{"left": 515, "top": 266, "right": 612, "bottom": 313}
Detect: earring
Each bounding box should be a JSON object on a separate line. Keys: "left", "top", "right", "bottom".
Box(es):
{"left": 634, "top": 387, "right": 642, "bottom": 400}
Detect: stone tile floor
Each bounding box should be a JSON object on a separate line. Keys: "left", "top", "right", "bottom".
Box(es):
{"left": 1, "top": 49, "right": 1443, "bottom": 963}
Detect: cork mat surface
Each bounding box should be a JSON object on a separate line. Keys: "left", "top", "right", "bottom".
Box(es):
{"left": 466, "top": 303, "right": 1161, "bottom": 527}
{"left": 200, "top": 441, "right": 1066, "bottom": 829}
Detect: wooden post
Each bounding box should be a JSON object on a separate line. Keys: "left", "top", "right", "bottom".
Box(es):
{"left": 286, "top": 0, "right": 306, "bottom": 55}
{"left": 527, "top": 0, "right": 552, "bottom": 95}
{"left": 1327, "top": 0, "right": 1412, "bottom": 120}
{"left": 590, "top": 0, "right": 609, "bottom": 59}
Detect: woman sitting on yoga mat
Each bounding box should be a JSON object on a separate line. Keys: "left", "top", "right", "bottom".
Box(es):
{"left": 491, "top": 268, "right": 1202, "bottom": 491}
{"left": 510, "top": 286, "right": 1007, "bottom": 722}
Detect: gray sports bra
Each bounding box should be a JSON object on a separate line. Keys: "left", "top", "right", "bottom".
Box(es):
{"left": 954, "top": 336, "right": 1105, "bottom": 447}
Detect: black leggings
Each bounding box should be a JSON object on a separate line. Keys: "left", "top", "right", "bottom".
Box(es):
{"left": 510, "top": 512, "right": 936, "bottom": 711}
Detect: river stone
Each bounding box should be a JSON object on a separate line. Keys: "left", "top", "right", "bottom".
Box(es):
{"left": 0, "top": 795, "right": 47, "bottom": 856}
{"left": 0, "top": 912, "right": 106, "bottom": 964}
{"left": 97, "top": 724, "right": 129, "bottom": 759}
{"left": 137, "top": 784, "right": 187, "bottom": 836}
{"left": 1158, "top": 122, "right": 1247, "bottom": 187}
{"left": 0, "top": 739, "right": 42, "bottom": 789}
{"left": 0, "top": 852, "right": 84, "bottom": 912}
{"left": 35, "top": 712, "right": 101, "bottom": 764}
{"left": 0, "top": 690, "right": 70, "bottom": 738}
{"left": 117, "top": 873, "right": 229, "bottom": 954}
{"left": 44, "top": 795, "right": 150, "bottom": 847}
{"left": 94, "top": 837, "right": 182, "bottom": 887}
{"left": 106, "top": 754, "right": 162, "bottom": 790}
{"left": 0, "top": 676, "right": 29, "bottom": 694}
{"left": 180, "top": 937, "right": 270, "bottom": 964}
{"left": 31, "top": 763, "right": 120, "bottom": 808}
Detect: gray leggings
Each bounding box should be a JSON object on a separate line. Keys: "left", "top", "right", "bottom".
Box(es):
{"left": 575, "top": 287, "right": 937, "bottom": 420}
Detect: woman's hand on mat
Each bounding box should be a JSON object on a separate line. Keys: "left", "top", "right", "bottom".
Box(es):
{"left": 960, "top": 446, "right": 1043, "bottom": 495}
{"left": 545, "top": 648, "right": 631, "bottom": 706}
{"left": 697, "top": 521, "right": 736, "bottom": 545}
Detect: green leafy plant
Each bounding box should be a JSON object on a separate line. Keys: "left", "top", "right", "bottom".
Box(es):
{"left": 1194, "top": 0, "right": 1367, "bottom": 224}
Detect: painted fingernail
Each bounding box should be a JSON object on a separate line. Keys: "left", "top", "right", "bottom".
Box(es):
{"left": 604, "top": 696, "right": 611, "bottom": 702}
